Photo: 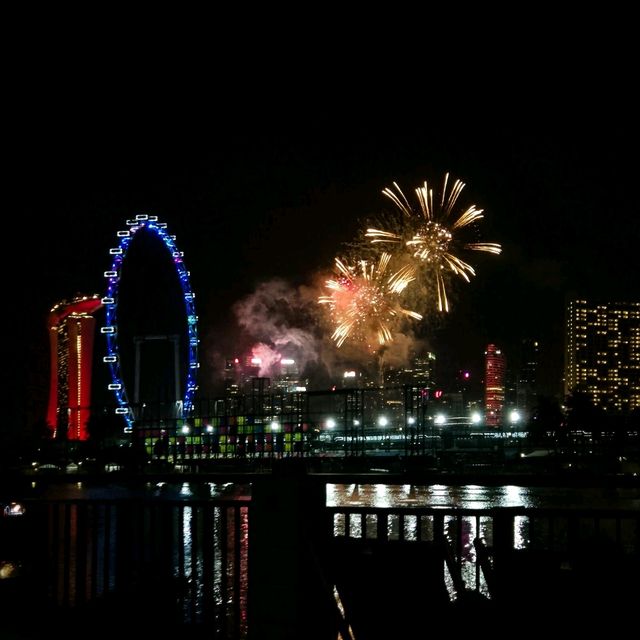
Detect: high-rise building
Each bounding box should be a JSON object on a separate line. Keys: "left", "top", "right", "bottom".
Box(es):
{"left": 46, "top": 295, "right": 103, "bottom": 440}
{"left": 485, "top": 344, "right": 505, "bottom": 427}
{"left": 519, "top": 338, "right": 539, "bottom": 386}
{"left": 411, "top": 352, "right": 436, "bottom": 388}
{"left": 273, "top": 358, "right": 301, "bottom": 393}
{"left": 403, "top": 351, "right": 436, "bottom": 403}
{"left": 565, "top": 300, "right": 640, "bottom": 412}
{"left": 517, "top": 338, "right": 539, "bottom": 415}
{"left": 224, "top": 357, "right": 242, "bottom": 398}
{"left": 242, "top": 355, "right": 263, "bottom": 393}
{"left": 382, "top": 352, "right": 436, "bottom": 389}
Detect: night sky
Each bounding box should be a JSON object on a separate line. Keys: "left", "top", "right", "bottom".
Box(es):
{"left": 5, "top": 115, "right": 640, "bottom": 432}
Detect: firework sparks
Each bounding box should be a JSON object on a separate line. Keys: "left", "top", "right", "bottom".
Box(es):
{"left": 366, "top": 173, "right": 501, "bottom": 312}
{"left": 319, "top": 253, "right": 422, "bottom": 348}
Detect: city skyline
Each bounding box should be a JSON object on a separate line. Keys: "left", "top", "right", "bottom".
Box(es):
{"left": 6, "top": 122, "right": 640, "bottom": 433}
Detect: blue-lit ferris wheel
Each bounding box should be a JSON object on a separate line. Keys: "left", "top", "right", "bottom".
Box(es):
{"left": 101, "top": 215, "right": 199, "bottom": 431}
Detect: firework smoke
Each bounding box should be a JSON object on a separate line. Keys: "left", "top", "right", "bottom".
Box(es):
{"left": 233, "top": 278, "right": 324, "bottom": 378}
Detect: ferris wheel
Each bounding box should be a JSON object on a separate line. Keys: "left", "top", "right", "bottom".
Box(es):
{"left": 101, "top": 214, "right": 199, "bottom": 431}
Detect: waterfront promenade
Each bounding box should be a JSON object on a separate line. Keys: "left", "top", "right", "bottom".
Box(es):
{"left": 1, "top": 460, "right": 639, "bottom": 638}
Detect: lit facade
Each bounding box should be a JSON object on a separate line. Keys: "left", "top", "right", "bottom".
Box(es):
{"left": 485, "top": 344, "right": 505, "bottom": 427}
{"left": 47, "top": 295, "right": 103, "bottom": 440}
{"left": 411, "top": 352, "right": 436, "bottom": 388}
{"left": 565, "top": 300, "right": 640, "bottom": 412}
{"left": 382, "top": 352, "right": 436, "bottom": 389}
{"left": 273, "top": 358, "right": 301, "bottom": 393}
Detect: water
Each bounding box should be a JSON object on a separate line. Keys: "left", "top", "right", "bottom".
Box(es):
{"left": 326, "top": 483, "right": 640, "bottom": 510}
{"left": 0, "top": 481, "right": 250, "bottom": 638}
{"left": 6, "top": 479, "right": 251, "bottom": 502}
{"left": 3, "top": 480, "right": 639, "bottom": 635}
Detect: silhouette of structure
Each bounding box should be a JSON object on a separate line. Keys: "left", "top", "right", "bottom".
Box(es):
{"left": 517, "top": 338, "right": 539, "bottom": 417}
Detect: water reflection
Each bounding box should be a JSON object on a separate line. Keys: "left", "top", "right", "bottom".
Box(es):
{"left": 327, "top": 483, "right": 534, "bottom": 508}
{"left": 326, "top": 483, "right": 639, "bottom": 509}
{"left": 348, "top": 512, "right": 362, "bottom": 538}
{"left": 37, "top": 490, "right": 249, "bottom": 638}
{"left": 513, "top": 515, "right": 529, "bottom": 550}
{"left": 17, "top": 480, "right": 251, "bottom": 502}
{"left": 404, "top": 514, "right": 418, "bottom": 541}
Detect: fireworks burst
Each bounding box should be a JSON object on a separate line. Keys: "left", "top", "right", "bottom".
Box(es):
{"left": 366, "top": 173, "right": 501, "bottom": 312}
{"left": 319, "top": 253, "right": 422, "bottom": 348}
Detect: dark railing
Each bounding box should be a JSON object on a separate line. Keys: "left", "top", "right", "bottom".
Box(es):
{"left": 325, "top": 505, "right": 640, "bottom": 603}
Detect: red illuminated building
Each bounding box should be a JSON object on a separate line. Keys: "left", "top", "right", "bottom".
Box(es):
{"left": 484, "top": 343, "right": 505, "bottom": 427}
{"left": 46, "top": 295, "right": 103, "bottom": 440}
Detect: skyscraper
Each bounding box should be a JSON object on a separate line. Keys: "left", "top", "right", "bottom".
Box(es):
{"left": 46, "top": 295, "right": 103, "bottom": 440}
{"left": 223, "top": 357, "right": 241, "bottom": 398}
{"left": 273, "top": 358, "right": 301, "bottom": 393}
{"left": 565, "top": 299, "right": 640, "bottom": 411}
{"left": 485, "top": 344, "right": 505, "bottom": 427}
{"left": 517, "top": 338, "right": 539, "bottom": 415}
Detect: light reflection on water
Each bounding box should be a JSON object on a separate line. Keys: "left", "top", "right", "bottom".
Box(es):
{"left": 328, "top": 483, "right": 534, "bottom": 508}
{"left": 326, "top": 483, "right": 640, "bottom": 509}
{"left": 21, "top": 481, "right": 251, "bottom": 502}
{"left": 513, "top": 515, "right": 529, "bottom": 550}
{"left": 40, "top": 482, "right": 249, "bottom": 638}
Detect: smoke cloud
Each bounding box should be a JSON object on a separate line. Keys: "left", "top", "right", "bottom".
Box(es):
{"left": 230, "top": 276, "right": 429, "bottom": 386}
{"left": 233, "top": 279, "right": 325, "bottom": 378}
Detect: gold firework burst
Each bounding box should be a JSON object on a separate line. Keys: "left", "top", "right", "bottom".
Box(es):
{"left": 319, "top": 253, "right": 422, "bottom": 348}
{"left": 366, "top": 173, "right": 501, "bottom": 312}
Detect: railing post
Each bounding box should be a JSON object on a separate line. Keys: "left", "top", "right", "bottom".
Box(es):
{"left": 490, "top": 509, "right": 514, "bottom": 598}
{"left": 248, "top": 460, "right": 333, "bottom": 639}
{"left": 377, "top": 511, "right": 388, "bottom": 541}
{"left": 492, "top": 510, "right": 514, "bottom": 554}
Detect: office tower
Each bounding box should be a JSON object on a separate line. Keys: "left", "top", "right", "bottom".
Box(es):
{"left": 565, "top": 300, "right": 640, "bottom": 411}
{"left": 224, "top": 357, "right": 241, "bottom": 398}
{"left": 382, "top": 351, "right": 436, "bottom": 389}
{"left": 273, "top": 358, "right": 301, "bottom": 393}
{"left": 517, "top": 338, "right": 539, "bottom": 415}
{"left": 46, "top": 295, "right": 103, "bottom": 440}
{"left": 242, "top": 355, "right": 262, "bottom": 393}
{"left": 485, "top": 344, "right": 505, "bottom": 427}
{"left": 412, "top": 352, "right": 436, "bottom": 388}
